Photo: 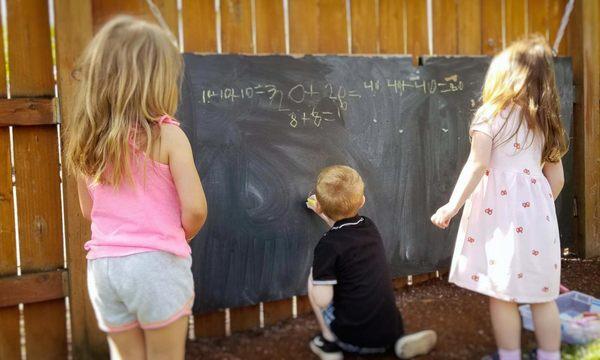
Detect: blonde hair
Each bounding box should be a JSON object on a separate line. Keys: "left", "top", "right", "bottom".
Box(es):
{"left": 473, "top": 35, "right": 568, "bottom": 163}
{"left": 316, "top": 165, "right": 365, "bottom": 220}
{"left": 65, "top": 15, "right": 182, "bottom": 185}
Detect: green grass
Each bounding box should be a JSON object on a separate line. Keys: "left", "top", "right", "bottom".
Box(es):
{"left": 561, "top": 339, "right": 600, "bottom": 360}
{"left": 522, "top": 340, "right": 600, "bottom": 360}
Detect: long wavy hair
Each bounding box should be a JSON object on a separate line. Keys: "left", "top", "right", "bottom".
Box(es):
{"left": 473, "top": 35, "right": 568, "bottom": 163}
{"left": 64, "top": 15, "right": 182, "bottom": 186}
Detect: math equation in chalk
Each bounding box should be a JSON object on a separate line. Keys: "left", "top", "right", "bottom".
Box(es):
{"left": 197, "top": 75, "right": 465, "bottom": 129}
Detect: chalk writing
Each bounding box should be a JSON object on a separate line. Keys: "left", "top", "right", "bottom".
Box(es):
{"left": 198, "top": 75, "right": 465, "bottom": 128}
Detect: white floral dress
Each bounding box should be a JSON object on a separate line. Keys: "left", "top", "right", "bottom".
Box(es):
{"left": 449, "top": 106, "right": 561, "bottom": 303}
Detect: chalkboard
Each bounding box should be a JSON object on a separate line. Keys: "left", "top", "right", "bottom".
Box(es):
{"left": 177, "top": 55, "right": 573, "bottom": 313}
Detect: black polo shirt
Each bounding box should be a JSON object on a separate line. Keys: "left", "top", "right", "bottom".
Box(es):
{"left": 312, "top": 215, "right": 404, "bottom": 348}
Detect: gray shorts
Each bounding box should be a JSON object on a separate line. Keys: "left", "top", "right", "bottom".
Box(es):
{"left": 87, "top": 251, "right": 194, "bottom": 332}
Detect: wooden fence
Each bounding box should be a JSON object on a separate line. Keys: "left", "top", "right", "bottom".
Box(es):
{"left": 0, "top": 0, "right": 597, "bottom": 359}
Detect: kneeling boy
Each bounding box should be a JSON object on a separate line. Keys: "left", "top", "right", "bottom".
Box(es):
{"left": 307, "top": 165, "right": 437, "bottom": 359}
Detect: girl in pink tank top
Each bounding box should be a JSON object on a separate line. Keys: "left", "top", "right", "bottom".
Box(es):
{"left": 64, "top": 16, "right": 207, "bottom": 359}
{"left": 84, "top": 115, "right": 194, "bottom": 259}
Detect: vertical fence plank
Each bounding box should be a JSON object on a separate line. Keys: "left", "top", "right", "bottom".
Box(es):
{"left": 149, "top": 0, "right": 179, "bottom": 37}
{"left": 7, "top": 0, "right": 67, "bottom": 358}
{"left": 194, "top": 309, "right": 226, "bottom": 337}
{"left": 221, "top": 0, "right": 253, "bottom": 53}
{"left": 182, "top": 0, "right": 216, "bottom": 53}
{"left": 571, "top": 0, "right": 600, "bottom": 258}
{"left": 405, "top": 0, "right": 428, "bottom": 62}
{"left": 12, "top": 127, "right": 63, "bottom": 271}
{"left": 505, "top": 0, "right": 526, "bottom": 45}
{"left": 256, "top": 0, "right": 294, "bottom": 326}
{"left": 0, "top": 14, "right": 19, "bottom": 359}
{"left": 194, "top": 311, "right": 226, "bottom": 337}
{"left": 0, "top": 304, "right": 19, "bottom": 360}
{"left": 7, "top": 2, "right": 54, "bottom": 95}
{"left": 54, "top": 1, "right": 108, "bottom": 359}
{"left": 580, "top": 0, "right": 600, "bottom": 258}
{"left": 229, "top": 304, "right": 260, "bottom": 333}
{"left": 432, "top": 0, "right": 457, "bottom": 54}
{"left": 350, "top": 0, "right": 378, "bottom": 54}
{"left": 549, "top": 0, "right": 568, "bottom": 55}
{"left": 287, "top": 0, "right": 349, "bottom": 324}
{"left": 289, "top": 0, "right": 319, "bottom": 53}
{"left": 528, "top": 0, "right": 549, "bottom": 38}
{"left": 255, "top": 0, "right": 285, "bottom": 53}
{"left": 570, "top": 0, "right": 583, "bottom": 259}
{"left": 289, "top": 0, "right": 348, "bottom": 54}
{"left": 316, "top": 0, "right": 347, "bottom": 53}
{"left": 296, "top": 295, "right": 312, "bottom": 315}
{"left": 0, "top": 31, "right": 11, "bottom": 276}
{"left": 0, "top": 136, "right": 19, "bottom": 353}
{"left": 92, "top": 0, "right": 179, "bottom": 39}
{"left": 0, "top": 127, "right": 19, "bottom": 359}
{"left": 222, "top": 0, "right": 261, "bottom": 333}
{"left": 230, "top": 305, "right": 260, "bottom": 332}
{"left": 22, "top": 295, "right": 68, "bottom": 360}
{"left": 457, "top": 0, "right": 482, "bottom": 55}
{"left": 263, "top": 298, "right": 292, "bottom": 326}
{"left": 180, "top": 0, "right": 228, "bottom": 338}
{"left": 379, "top": 0, "right": 406, "bottom": 54}
{"left": 481, "top": 0, "right": 502, "bottom": 54}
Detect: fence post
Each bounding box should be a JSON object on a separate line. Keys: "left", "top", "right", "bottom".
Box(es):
{"left": 571, "top": 0, "right": 600, "bottom": 258}
{"left": 6, "top": 0, "right": 68, "bottom": 357}
{"left": 0, "top": 18, "right": 19, "bottom": 358}
{"left": 53, "top": 1, "right": 109, "bottom": 358}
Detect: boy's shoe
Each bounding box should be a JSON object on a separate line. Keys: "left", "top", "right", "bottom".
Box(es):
{"left": 394, "top": 330, "right": 437, "bottom": 359}
{"left": 309, "top": 334, "right": 343, "bottom": 360}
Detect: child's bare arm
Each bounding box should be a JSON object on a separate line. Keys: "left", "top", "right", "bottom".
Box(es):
{"left": 308, "top": 271, "right": 334, "bottom": 309}
{"left": 542, "top": 160, "right": 564, "bottom": 199}
{"left": 447, "top": 132, "right": 493, "bottom": 210}
{"left": 76, "top": 176, "right": 92, "bottom": 220}
{"left": 164, "top": 125, "right": 208, "bottom": 241}
{"left": 318, "top": 214, "right": 335, "bottom": 227}
{"left": 431, "top": 131, "right": 493, "bottom": 229}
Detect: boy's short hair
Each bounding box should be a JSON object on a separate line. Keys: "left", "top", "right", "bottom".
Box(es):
{"left": 316, "top": 165, "right": 365, "bottom": 220}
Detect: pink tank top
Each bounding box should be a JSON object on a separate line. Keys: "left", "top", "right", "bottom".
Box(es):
{"left": 84, "top": 116, "right": 191, "bottom": 259}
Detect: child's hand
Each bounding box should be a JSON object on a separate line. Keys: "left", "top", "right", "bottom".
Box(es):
{"left": 306, "top": 195, "right": 318, "bottom": 212}
{"left": 431, "top": 204, "right": 458, "bottom": 229}
{"left": 307, "top": 195, "right": 336, "bottom": 227}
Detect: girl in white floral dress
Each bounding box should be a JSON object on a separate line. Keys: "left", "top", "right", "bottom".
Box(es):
{"left": 431, "top": 36, "right": 568, "bottom": 360}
